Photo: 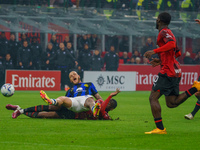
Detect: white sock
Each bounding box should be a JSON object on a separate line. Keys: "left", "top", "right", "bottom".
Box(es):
{"left": 51, "top": 99, "right": 57, "bottom": 105}
{"left": 92, "top": 106, "right": 94, "bottom": 112}
{"left": 19, "top": 109, "right": 24, "bottom": 114}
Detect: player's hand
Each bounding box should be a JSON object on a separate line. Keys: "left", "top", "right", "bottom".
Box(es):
{"left": 110, "top": 88, "right": 121, "bottom": 97}
{"left": 75, "top": 61, "right": 78, "bottom": 66}
{"left": 144, "top": 50, "right": 155, "bottom": 59}
{"left": 195, "top": 19, "right": 200, "bottom": 24}
{"left": 150, "top": 58, "right": 161, "bottom": 67}
{"left": 195, "top": 91, "right": 200, "bottom": 98}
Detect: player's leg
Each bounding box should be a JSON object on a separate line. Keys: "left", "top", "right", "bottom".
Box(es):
{"left": 35, "top": 112, "right": 61, "bottom": 118}
{"left": 165, "top": 81, "right": 200, "bottom": 108}
{"left": 6, "top": 104, "right": 21, "bottom": 111}
{"left": 145, "top": 74, "right": 168, "bottom": 134}
{"left": 145, "top": 90, "right": 167, "bottom": 134}
{"left": 12, "top": 105, "right": 62, "bottom": 119}
{"left": 40, "top": 90, "right": 72, "bottom": 108}
{"left": 184, "top": 76, "right": 200, "bottom": 120}
{"left": 84, "top": 97, "right": 101, "bottom": 118}
{"left": 185, "top": 91, "right": 200, "bottom": 120}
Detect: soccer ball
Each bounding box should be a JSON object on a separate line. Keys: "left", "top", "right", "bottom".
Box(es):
{"left": 1, "top": 83, "right": 15, "bottom": 97}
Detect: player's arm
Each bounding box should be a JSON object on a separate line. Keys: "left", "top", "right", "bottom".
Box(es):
{"left": 150, "top": 58, "right": 161, "bottom": 67}
{"left": 90, "top": 82, "right": 103, "bottom": 100}
{"left": 195, "top": 19, "right": 200, "bottom": 24}
{"left": 94, "top": 93, "right": 103, "bottom": 100}
{"left": 144, "top": 41, "right": 176, "bottom": 58}
{"left": 101, "top": 88, "right": 121, "bottom": 112}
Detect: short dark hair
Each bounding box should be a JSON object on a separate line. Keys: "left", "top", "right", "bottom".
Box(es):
{"left": 110, "top": 99, "right": 117, "bottom": 109}
{"left": 158, "top": 12, "right": 171, "bottom": 25}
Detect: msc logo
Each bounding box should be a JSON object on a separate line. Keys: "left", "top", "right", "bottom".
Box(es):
{"left": 96, "top": 75, "right": 105, "bottom": 87}
{"left": 96, "top": 75, "right": 125, "bottom": 87}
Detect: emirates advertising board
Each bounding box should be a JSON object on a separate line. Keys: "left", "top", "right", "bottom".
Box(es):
{"left": 83, "top": 71, "right": 136, "bottom": 91}
{"left": 6, "top": 70, "right": 61, "bottom": 91}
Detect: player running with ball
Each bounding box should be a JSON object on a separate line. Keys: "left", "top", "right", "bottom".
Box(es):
{"left": 144, "top": 12, "right": 200, "bottom": 134}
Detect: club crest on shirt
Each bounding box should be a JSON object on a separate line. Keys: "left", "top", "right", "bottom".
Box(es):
{"left": 84, "top": 84, "right": 89, "bottom": 87}
{"left": 76, "top": 87, "right": 83, "bottom": 92}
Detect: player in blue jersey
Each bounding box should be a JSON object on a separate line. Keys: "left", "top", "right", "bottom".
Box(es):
{"left": 10, "top": 71, "right": 104, "bottom": 118}
{"left": 40, "top": 71, "right": 103, "bottom": 118}
{"left": 65, "top": 71, "right": 102, "bottom": 100}
{"left": 6, "top": 89, "right": 119, "bottom": 119}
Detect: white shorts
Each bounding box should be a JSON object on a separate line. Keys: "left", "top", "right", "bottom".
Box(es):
{"left": 68, "top": 95, "right": 93, "bottom": 112}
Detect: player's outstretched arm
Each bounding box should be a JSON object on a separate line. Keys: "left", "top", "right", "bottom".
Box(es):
{"left": 110, "top": 88, "right": 121, "bottom": 97}
{"left": 144, "top": 50, "right": 155, "bottom": 59}
{"left": 150, "top": 58, "right": 161, "bottom": 67}
{"left": 195, "top": 19, "right": 200, "bottom": 24}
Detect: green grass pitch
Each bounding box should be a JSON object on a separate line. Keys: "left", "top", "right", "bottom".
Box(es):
{"left": 0, "top": 91, "right": 199, "bottom": 150}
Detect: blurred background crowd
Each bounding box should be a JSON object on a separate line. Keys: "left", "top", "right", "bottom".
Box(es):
{"left": 0, "top": 0, "right": 199, "bottom": 88}
{"left": 0, "top": 0, "right": 200, "bottom": 11}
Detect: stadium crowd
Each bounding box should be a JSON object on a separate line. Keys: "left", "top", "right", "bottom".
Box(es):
{"left": 1, "top": 0, "right": 200, "bottom": 11}
{"left": 0, "top": 32, "right": 199, "bottom": 88}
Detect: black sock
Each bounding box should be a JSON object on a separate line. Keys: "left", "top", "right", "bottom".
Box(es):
{"left": 23, "top": 105, "right": 49, "bottom": 113}
{"left": 154, "top": 118, "right": 164, "bottom": 130}
{"left": 191, "top": 99, "right": 200, "bottom": 117}
{"left": 24, "top": 112, "right": 39, "bottom": 118}
{"left": 185, "top": 87, "right": 198, "bottom": 97}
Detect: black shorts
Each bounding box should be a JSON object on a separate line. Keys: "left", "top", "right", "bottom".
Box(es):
{"left": 152, "top": 73, "right": 181, "bottom": 96}
{"left": 56, "top": 106, "right": 76, "bottom": 119}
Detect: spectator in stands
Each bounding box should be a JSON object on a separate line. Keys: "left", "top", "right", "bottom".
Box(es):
{"left": 132, "top": 50, "right": 140, "bottom": 59}
{"left": 119, "top": 36, "right": 129, "bottom": 52}
{"left": 87, "top": 34, "right": 92, "bottom": 48}
{"left": 91, "top": 49, "right": 104, "bottom": 71}
{"left": 63, "top": 35, "right": 72, "bottom": 48}
{"left": 78, "top": 43, "right": 92, "bottom": 71}
{"left": 194, "top": 51, "right": 200, "bottom": 64}
{"left": 18, "top": 41, "right": 33, "bottom": 70}
{"left": 135, "top": 57, "right": 141, "bottom": 64}
{"left": 183, "top": 51, "right": 194, "bottom": 64}
{"left": 8, "top": 33, "right": 19, "bottom": 68}
{"left": 90, "top": 34, "right": 98, "bottom": 50}
{"left": 43, "top": 43, "right": 55, "bottom": 70}
{"left": 105, "top": 35, "right": 119, "bottom": 52}
{"left": 66, "top": 42, "right": 75, "bottom": 58}
{"left": 141, "top": 37, "right": 155, "bottom": 56}
{"left": 55, "top": 42, "right": 78, "bottom": 89}
{"left": 31, "top": 36, "right": 42, "bottom": 70}
{"left": 104, "top": 45, "right": 119, "bottom": 71}
{"left": 128, "top": 57, "right": 135, "bottom": 64}
{"left": 143, "top": 56, "right": 149, "bottom": 65}
{"left": 78, "top": 35, "right": 91, "bottom": 51}
{"left": 20, "top": 33, "right": 29, "bottom": 46}
{"left": 4, "top": 53, "right": 14, "bottom": 69}
{"left": 0, "top": 32, "right": 8, "bottom": 59}
{"left": 50, "top": 35, "right": 59, "bottom": 50}
{"left": 66, "top": 42, "right": 76, "bottom": 69}
{"left": 120, "top": 51, "right": 129, "bottom": 64}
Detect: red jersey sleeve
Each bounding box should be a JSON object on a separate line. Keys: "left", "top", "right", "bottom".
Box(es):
{"left": 100, "top": 96, "right": 112, "bottom": 120}
{"left": 153, "top": 41, "right": 176, "bottom": 54}
{"left": 101, "top": 96, "right": 112, "bottom": 112}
